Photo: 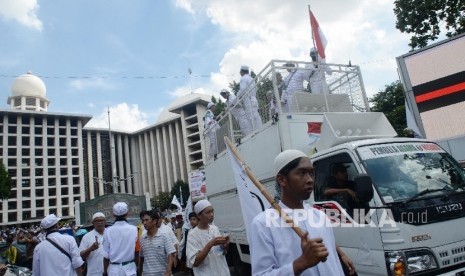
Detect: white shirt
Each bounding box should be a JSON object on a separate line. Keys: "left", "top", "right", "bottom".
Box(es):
{"left": 186, "top": 225, "right": 230, "bottom": 276}
{"left": 249, "top": 202, "right": 344, "bottom": 276}
{"left": 102, "top": 221, "right": 138, "bottom": 263}
{"left": 32, "top": 231, "right": 84, "bottom": 276}
{"left": 239, "top": 74, "right": 258, "bottom": 106}
{"left": 160, "top": 223, "right": 179, "bottom": 248}
{"left": 79, "top": 229, "right": 104, "bottom": 276}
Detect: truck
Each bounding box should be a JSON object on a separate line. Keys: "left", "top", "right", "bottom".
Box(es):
{"left": 203, "top": 59, "right": 465, "bottom": 275}
{"left": 397, "top": 32, "right": 465, "bottom": 165}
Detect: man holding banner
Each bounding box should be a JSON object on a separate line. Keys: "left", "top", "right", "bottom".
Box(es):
{"left": 248, "top": 150, "right": 354, "bottom": 275}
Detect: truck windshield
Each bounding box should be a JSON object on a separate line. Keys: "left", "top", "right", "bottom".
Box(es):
{"left": 358, "top": 142, "right": 465, "bottom": 203}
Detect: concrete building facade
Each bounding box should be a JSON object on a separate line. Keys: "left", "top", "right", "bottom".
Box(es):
{"left": 1, "top": 73, "right": 211, "bottom": 225}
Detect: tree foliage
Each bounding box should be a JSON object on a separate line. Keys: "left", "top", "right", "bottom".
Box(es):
{"left": 150, "top": 191, "right": 172, "bottom": 211}
{"left": 170, "top": 179, "right": 189, "bottom": 207}
{"left": 394, "top": 0, "right": 465, "bottom": 49}
{"left": 369, "top": 81, "right": 408, "bottom": 136}
{"left": 0, "top": 161, "right": 12, "bottom": 200}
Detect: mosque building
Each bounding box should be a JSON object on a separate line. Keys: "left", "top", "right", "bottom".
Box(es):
{"left": 0, "top": 72, "right": 211, "bottom": 225}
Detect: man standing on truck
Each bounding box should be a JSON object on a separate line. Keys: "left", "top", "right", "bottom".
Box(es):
{"left": 249, "top": 149, "right": 355, "bottom": 275}
{"left": 220, "top": 89, "right": 253, "bottom": 136}
{"left": 238, "top": 65, "right": 262, "bottom": 132}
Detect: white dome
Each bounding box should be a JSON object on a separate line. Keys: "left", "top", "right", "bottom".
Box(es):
{"left": 11, "top": 72, "right": 46, "bottom": 98}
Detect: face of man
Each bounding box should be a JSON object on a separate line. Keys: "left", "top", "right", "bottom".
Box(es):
{"left": 92, "top": 217, "right": 106, "bottom": 233}
{"left": 220, "top": 93, "right": 229, "bottom": 100}
{"left": 334, "top": 169, "right": 348, "bottom": 184}
{"left": 198, "top": 206, "right": 215, "bottom": 224}
{"left": 278, "top": 158, "right": 315, "bottom": 201}
{"left": 142, "top": 214, "right": 159, "bottom": 231}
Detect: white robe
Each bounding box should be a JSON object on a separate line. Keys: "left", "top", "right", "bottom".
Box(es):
{"left": 281, "top": 69, "right": 308, "bottom": 112}
{"left": 186, "top": 225, "right": 230, "bottom": 276}
{"left": 306, "top": 61, "right": 331, "bottom": 94}
{"left": 238, "top": 74, "right": 262, "bottom": 131}
{"left": 204, "top": 110, "right": 219, "bottom": 157}
{"left": 225, "top": 94, "right": 252, "bottom": 136}
{"left": 249, "top": 202, "right": 344, "bottom": 276}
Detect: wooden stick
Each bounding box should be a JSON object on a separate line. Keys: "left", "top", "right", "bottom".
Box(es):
{"left": 224, "top": 136, "right": 306, "bottom": 239}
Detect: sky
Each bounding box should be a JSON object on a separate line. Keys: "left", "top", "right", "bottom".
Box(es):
{"left": 0, "top": 0, "right": 414, "bottom": 132}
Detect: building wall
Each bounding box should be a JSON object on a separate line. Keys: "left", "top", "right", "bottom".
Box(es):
{"left": 0, "top": 111, "right": 88, "bottom": 225}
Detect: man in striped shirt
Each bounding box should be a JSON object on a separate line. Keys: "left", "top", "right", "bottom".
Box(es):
{"left": 139, "top": 210, "right": 176, "bottom": 276}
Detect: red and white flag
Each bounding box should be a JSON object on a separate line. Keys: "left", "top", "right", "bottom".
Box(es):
{"left": 309, "top": 8, "right": 327, "bottom": 59}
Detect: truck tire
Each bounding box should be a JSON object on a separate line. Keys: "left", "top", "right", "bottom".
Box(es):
{"left": 226, "top": 244, "right": 251, "bottom": 276}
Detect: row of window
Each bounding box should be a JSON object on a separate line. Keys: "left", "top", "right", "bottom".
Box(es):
{"left": 1, "top": 116, "right": 79, "bottom": 127}
{"left": 8, "top": 187, "right": 80, "bottom": 199}
{"left": 3, "top": 147, "right": 79, "bottom": 156}
{"left": 7, "top": 196, "right": 77, "bottom": 209}
{"left": 2, "top": 136, "right": 79, "bottom": 147}
{"left": 0, "top": 126, "right": 79, "bottom": 136}
{"left": 17, "top": 177, "right": 80, "bottom": 187}
{"left": 8, "top": 167, "right": 80, "bottom": 177}
{"left": 7, "top": 157, "right": 80, "bottom": 167}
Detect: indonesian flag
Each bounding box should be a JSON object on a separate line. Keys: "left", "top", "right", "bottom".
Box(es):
{"left": 309, "top": 8, "right": 327, "bottom": 59}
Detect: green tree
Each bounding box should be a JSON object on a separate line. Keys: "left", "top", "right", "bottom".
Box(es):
{"left": 150, "top": 191, "right": 172, "bottom": 211}
{"left": 170, "top": 179, "right": 189, "bottom": 207}
{"left": 211, "top": 95, "right": 226, "bottom": 116}
{"left": 0, "top": 161, "right": 12, "bottom": 200}
{"left": 369, "top": 81, "right": 408, "bottom": 136}
{"left": 394, "top": 0, "right": 465, "bottom": 49}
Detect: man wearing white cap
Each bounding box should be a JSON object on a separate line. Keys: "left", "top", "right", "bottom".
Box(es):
{"left": 186, "top": 199, "right": 230, "bottom": 276}
{"left": 103, "top": 202, "right": 138, "bottom": 276}
{"left": 79, "top": 212, "right": 106, "bottom": 276}
{"left": 249, "top": 150, "right": 355, "bottom": 275}
{"left": 32, "top": 214, "right": 84, "bottom": 276}
{"left": 238, "top": 65, "right": 262, "bottom": 132}
{"left": 220, "top": 88, "right": 253, "bottom": 136}
{"left": 306, "top": 47, "right": 331, "bottom": 94}
{"left": 204, "top": 102, "right": 220, "bottom": 159}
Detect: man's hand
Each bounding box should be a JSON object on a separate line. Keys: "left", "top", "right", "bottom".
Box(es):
{"left": 208, "top": 236, "right": 228, "bottom": 247}
{"left": 0, "top": 264, "right": 7, "bottom": 276}
{"left": 293, "top": 232, "right": 328, "bottom": 274}
{"left": 339, "top": 252, "right": 356, "bottom": 275}
{"left": 345, "top": 189, "right": 357, "bottom": 199}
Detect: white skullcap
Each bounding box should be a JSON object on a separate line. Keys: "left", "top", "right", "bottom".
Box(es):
{"left": 92, "top": 212, "right": 105, "bottom": 221}
{"left": 220, "top": 89, "right": 229, "bottom": 95}
{"left": 194, "top": 199, "right": 212, "bottom": 215}
{"left": 274, "top": 149, "right": 308, "bottom": 176}
{"left": 207, "top": 102, "right": 214, "bottom": 109}
{"left": 41, "top": 214, "right": 61, "bottom": 229}
{"left": 240, "top": 65, "right": 249, "bottom": 71}
{"left": 113, "top": 202, "right": 129, "bottom": 216}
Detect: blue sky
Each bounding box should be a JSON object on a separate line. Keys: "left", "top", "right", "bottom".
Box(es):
{"left": 0, "top": 0, "right": 414, "bottom": 131}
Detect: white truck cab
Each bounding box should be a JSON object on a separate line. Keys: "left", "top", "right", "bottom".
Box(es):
{"left": 203, "top": 60, "right": 465, "bottom": 275}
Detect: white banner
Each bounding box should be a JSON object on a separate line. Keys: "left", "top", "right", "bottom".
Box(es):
{"left": 188, "top": 169, "right": 206, "bottom": 201}
{"left": 171, "top": 195, "right": 182, "bottom": 213}
{"left": 225, "top": 143, "right": 271, "bottom": 243}
{"left": 182, "top": 196, "right": 193, "bottom": 230}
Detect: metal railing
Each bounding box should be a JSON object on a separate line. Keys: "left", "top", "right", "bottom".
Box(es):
{"left": 203, "top": 59, "right": 370, "bottom": 162}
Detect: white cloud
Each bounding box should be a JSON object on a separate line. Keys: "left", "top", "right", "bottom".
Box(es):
{"left": 69, "top": 78, "right": 117, "bottom": 91}
{"left": 175, "top": 0, "right": 194, "bottom": 15}
{"left": 0, "top": 0, "right": 42, "bottom": 30}
{"left": 85, "top": 103, "right": 150, "bottom": 132}
{"left": 178, "top": 0, "right": 411, "bottom": 98}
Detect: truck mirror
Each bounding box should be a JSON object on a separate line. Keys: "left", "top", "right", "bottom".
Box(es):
{"left": 354, "top": 174, "right": 374, "bottom": 203}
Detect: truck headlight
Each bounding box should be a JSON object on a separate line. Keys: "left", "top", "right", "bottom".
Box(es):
{"left": 385, "top": 249, "right": 438, "bottom": 275}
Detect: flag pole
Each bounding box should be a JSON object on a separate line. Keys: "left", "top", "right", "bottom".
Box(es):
{"left": 224, "top": 136, "right": 306, "bottom": 239}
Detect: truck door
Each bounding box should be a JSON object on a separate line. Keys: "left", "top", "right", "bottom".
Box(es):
{"left": 313, "top": 152, "right": 386, "bottom": 276}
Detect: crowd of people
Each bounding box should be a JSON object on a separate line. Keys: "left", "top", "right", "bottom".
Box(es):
{"left": 0, "top": 147, "right": 360, "bottom": 276}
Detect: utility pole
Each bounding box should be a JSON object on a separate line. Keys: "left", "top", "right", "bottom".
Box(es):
{"left": 108, "top": 106, "right": 118, "bottom": 193}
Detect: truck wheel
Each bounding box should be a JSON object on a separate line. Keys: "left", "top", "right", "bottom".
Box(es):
{"left": 227, "top": 245, "right": 251, "bottom": 276}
